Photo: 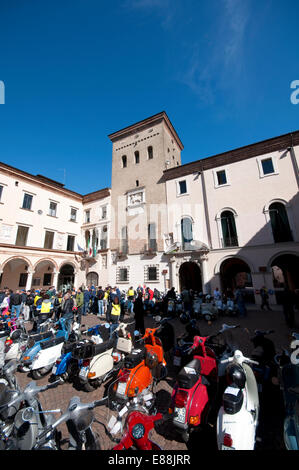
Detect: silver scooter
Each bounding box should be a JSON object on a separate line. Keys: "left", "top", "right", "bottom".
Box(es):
{"left": 0, "top": 379, "right": 62, "bottom": 450}
{"left": 33, "top": 395, "right": 108, "bottom": 450}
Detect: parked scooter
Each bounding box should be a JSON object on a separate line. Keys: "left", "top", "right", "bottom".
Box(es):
{"left": 0, "top": 379, "right": 62, "bottom": 450}
{"left": 0, "top": 360, "right": 21, "bottom": 445}
{"left": 33, "top": 395, "right": 108, "bottom": 450}
{"left": 216, "top": 349, "right": 259, "bottom": 450}
{"left": 250, "top": 329, "right": 277, "bottom": 392}
{"left": 114, "top": 325, "right": 167, "bottom": 402}
{"left": 169, "top": 334, "right": 219, "bottom": 442}
{"left": 274, "top": 332, "right": 299, "bottom": 450}
{"left": 200, "top": 302, "right": 218, "bottom": 322}
{"left": 76, "top": 322, "right": 134, "bottom": 392}
{"left": 173, "top": 319, "right": 201, "bottom": 369}
{"left": 20, "top": 317, "right": 75, "bottom": 379}
{"left": 107, "top": 376, "right": 164, "bottom": 450}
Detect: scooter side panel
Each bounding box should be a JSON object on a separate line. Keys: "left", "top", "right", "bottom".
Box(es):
{"left": 31, "top": 343, "right": 64, "bottom": 370}
{"left": 89, "top": 348, "right": 114, "bottom": 378}
{"left": 217, "top": 405, "right": 256, "bottom": 450}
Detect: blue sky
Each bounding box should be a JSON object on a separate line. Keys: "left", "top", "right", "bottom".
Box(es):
{"left": 0, "top": 0, "right": 298, "bottom": 194}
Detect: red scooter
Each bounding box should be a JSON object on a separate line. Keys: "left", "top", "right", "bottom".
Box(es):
{"left": 169, "top": 335, "right": 218, "bottom": 442}
{"left": 107, "top": 376, "right": 164, "bottom": 450}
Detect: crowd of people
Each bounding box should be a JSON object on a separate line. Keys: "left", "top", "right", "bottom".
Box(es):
{"left": 0, "top": 282, "right": 298, "bottom": 333}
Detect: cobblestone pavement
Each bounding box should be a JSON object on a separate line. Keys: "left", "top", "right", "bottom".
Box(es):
{"left": 14, "top": 307, "right": 299, "bottom": 451}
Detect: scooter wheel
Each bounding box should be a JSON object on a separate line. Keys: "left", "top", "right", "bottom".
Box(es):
{"left": 31, "top": 365, "right": 52, "bottom": 380}
{"left": 83, "top": 380, "right": 97, "bottom": 392}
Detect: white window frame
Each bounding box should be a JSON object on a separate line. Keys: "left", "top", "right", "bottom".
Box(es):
{"left": 48, "top": 200, "right": 57, "bottom": 217}
{"left": 176, "top": 179, "right": 189, "bottom": 197}
{"left": 213, "top": 167, "right": 230, "bottom": 189}
{"left": 85, "top": 209, "right": 91, "bottom": 224}
{"left": 256, "top": 154, "right": 279, "bottom": 178}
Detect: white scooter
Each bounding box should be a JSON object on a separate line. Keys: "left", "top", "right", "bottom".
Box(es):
{"left": 217, "top": 349, "right": 260, "bottom": 450}
{"left": 77, "top": 322, "right": 133, "bottom": 392}
{"left": 29, "top": 319, "right": 80, "bottom": 380}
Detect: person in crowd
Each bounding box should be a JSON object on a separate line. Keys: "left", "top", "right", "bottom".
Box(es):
{"left": 97, "top": 286, "right": 104, "bottom": 318}
{"left": 103, "top": 288, "right": 109, "bottom": 315}
{"left": 281, "top": 288, "right": 296, "bottom": 328}
{"left": 35, "top": 293, "right": 53, "bottom": 331}
{"left": 107, "top": 295, "right": 121, "bottom": 339}
{"left": 0, "top": 291, "right": 10, "bottom": 316}
{"left": 213, "top": 287, "right": 222, "bottom": 301}
{"left": 61, "top": 292, "right": 75, "bottom": 334}
{"left": 82, "top": 288, "right": 90, "bottom": 316}
{"left": 75, "top": 288, "right": 84, "bottom": 323}
{"left": 235, "top": 286, "right": 247, "bottom": 317}
{"left": 24, "top": 290, "right": 34, "bottom": 321}
{"left": 10, "top": 289, "right": 22, "bottom": 319}
{"left": 181, "top": 287, "right": 192, "bottom": 315}
{"left": 53, "top": 291, "right": 63, "bottom": 321}
{"left": 127, "top": 286, "right": 135, "bottom": 314}
{"left": 260, "top": 286, "right": 272, "bottom": 311}
{"left": 134, "top": 291, "right": 145, "bottom": 336}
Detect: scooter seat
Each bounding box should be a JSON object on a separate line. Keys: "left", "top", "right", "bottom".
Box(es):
{"left": 124, "top": 347, "right": 146, "bottom": 369}
{"left": 40, "top": 336, "right": 65, "bottom": 350}
{"left": 92, "top": 338, "right": 115, "bottom": 356}
{"left": 177, "top": 358, "right": 201, "bottom": 389}
{"left": 29, "top": 331, "right": 53, "bottom": 343}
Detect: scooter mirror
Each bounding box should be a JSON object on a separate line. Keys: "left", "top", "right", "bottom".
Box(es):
{"left": 22, "top": 407, "right": 34, "bottom": 422}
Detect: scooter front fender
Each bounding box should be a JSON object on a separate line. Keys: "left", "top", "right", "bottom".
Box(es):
{"left": 31, "top": 343, "right": 64, "bottom": 370}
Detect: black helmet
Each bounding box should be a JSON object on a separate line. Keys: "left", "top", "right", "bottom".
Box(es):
{"left": 145, "top": 350, "right": 158, "bottom": 369}
{"left": 226, "top": 364, "right": 246, "bottom": 389}
{"left": 180, "top": 313, "right": 189, "bottom": 325}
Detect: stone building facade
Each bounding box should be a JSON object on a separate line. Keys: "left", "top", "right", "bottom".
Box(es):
{"left": 0, "top": 111, "right": 298, "bottom": 306}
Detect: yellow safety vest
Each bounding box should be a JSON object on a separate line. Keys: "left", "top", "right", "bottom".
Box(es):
{"left": 34, "top": 295, "right": 42, "bottom": 306}
{"left": 111, "top": 303, "right": 121, "bottom": 316}
{"left": 104, "top": 292, "right": 109, "bottom": 300}
{"left": 128, "top": 290, "right": 134, "bottom": 297}
{"left": 40, "top": 301, "right": 52, "bottom": 314}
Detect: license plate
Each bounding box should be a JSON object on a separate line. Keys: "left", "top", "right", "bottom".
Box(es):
{"left": 222, "top": 445, "right": 235, "bottom": 450}
{"left": 52, "top": 365, "right": 57, "bottom": 374}
{"left": 79, "top": 366, "right": 88, "bottom": 379}
{"left": 117, "top": 382, "right": 127, "bottom": 395}
{"left": 173, "top": 356, "right": 181, "bottom": 366}
{"left": 173, "top": 407, "right": 186, "bottom": 424}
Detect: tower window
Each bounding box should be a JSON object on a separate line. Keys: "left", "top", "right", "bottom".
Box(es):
{"left": 122, "top": 155, "right": 127, "bottom": 168}
{"left": 135, "top": 151, "right": 140, "bottom": 164}
{"left": 147, "top": 146, "right": 153, "bottom": 159}
{"left": 136, "top": 180, "right": 139, "bottom": 187}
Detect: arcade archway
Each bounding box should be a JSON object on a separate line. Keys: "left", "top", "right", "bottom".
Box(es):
{"left": 179, "top": 262, "right": 202, "bottom": 292}
{"left": 219, "top": 257, "right": 255, "bottom": 303}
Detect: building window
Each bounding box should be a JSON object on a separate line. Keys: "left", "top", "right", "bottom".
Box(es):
{"left": 22, "top": 193, "right": 33, "bottom": 210}
{"left": 181, "top": 217, "right": 193, "bottom": 250}
{"left": 19, "top": 273, "right": 28, "bottom": 288}
{"left": 44, "top": 230, "right": 54, "bottom": 249}
{"left": 117, "top": 267, "right": 129, "bottom": 283}
{"left": 216, "top": 170, "right": 227, "bottom": 186}
{"left": 148, "top": 267, "right": 158, "bottom": 281}
{"left": 221, "top": 211, "right": 238, "bottom": 247}
{"left": 15, "top": 226, "right": 29, "bottom": 246}
{"left": 101, "top": 205, "right": 107, "bottom": 219}
{"left": 122, "top": 155, "right": 127, "bottom": 168}
{"left": 269, "top": 202, "right": 293, "bottom": 243}
{"left": 70, "top": 208, "right": 77, "bottom": 222}
{"left": 0, "top": 185, "right": 3, "bottom": 201}
{"left": 147, "top": 146, "right": 153, "bottom": 159}
{"left": 43, "top": 273, "right": 52, "bottom": 286}
{"left": 32, "top": 278, "right": 41, "bottom": 287}
{"left": 178, "top": 180, "right": 187, "bottom": 195}
{"left": 100, "top": 226, "right": 108, "bottom": 250}
{"left": 136, "top": 180, "right": 139, "bottom": 187}
{"left": 135, "top": 151, "right": 140, "bottom": 164}
{"left": 261, "top": 158, "right": 275, "bottom": 175}
{"left": 148, "top": 223, "right": 157, "bottom": 251}
{"left": 66, "top": 235, "right": 75, "bottom": 251}
{"left": 121, "top": 226, "right": 128, "bottom": 254}
{"left": 85, "top": 210, "right": 90, "bottom": 223}
{"left": 48, "top": 201, "right": 57, "bottom": 217}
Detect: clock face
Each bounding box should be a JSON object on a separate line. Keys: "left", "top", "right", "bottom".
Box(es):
{"left": 131, "top": 423, "right": 145, "bottom": 440}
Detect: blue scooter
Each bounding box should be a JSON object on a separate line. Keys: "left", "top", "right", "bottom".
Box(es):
{"left": 19, "top": 318, "right": 69, "bottom": 374}
{"left": 51, "top": 323, "right": 104, "bottom": 383}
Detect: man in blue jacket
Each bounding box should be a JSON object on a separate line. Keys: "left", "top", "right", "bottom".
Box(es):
{"left": 82, "top": 289, "right": 91, "bottom": 316}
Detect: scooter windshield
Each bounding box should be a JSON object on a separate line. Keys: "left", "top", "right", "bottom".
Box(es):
{"left": 106, "top": 375, "right": 155, "bottom": 445}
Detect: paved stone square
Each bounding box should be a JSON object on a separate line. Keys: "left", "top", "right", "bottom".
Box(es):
{"left": 14, "top": 307, "right": 299, "bottom": 451}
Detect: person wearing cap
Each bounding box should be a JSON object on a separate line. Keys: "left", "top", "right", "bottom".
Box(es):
{"left": 134, "top": 292, "right": 145, "bottom": 336}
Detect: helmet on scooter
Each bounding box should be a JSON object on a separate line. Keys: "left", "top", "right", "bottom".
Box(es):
{"left": 226, "top": 364, "right": 246, "bottom": 389}
{"left": 179, "top": 313, "right": 189, "bottom": 324}
{"left": 145, "top": 350, "right": 159, "bottom": 369}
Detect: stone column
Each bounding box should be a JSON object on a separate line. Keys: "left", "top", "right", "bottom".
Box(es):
{"left": 25, "top": 270, "right": 34, "bottom": 291}
{"left": 52, "top": 270, "right": 58, "bottom": 290}
{"left": 200, "top": 253, "right": 209, "bottom": 294}
{"left": 169, "top": 257, "right": 178, "bottom": 292}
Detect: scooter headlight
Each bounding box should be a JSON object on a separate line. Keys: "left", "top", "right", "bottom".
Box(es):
{"left": 131, "top": 423, "right": 145, "bottom": 440}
